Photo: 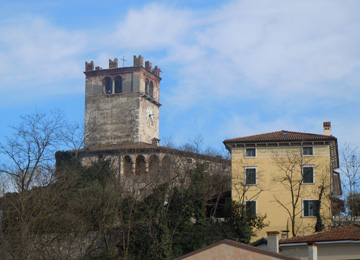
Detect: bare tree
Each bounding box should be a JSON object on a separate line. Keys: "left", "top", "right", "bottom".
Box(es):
{"left": 271, "top": 145, "right": 332, "bottom": 236}
{"left": 339, "top": 143, "right": 360, "bottom": 223}
{"left": 0, "top": 110, "right": 64, "bottom": 193}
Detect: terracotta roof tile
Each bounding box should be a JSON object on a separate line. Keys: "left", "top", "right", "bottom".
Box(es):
{"left": 280, "top": 226, "right": 360, "bottom": 244}
{"left": 224, "top": 130, "right": 336, "bottom": 143}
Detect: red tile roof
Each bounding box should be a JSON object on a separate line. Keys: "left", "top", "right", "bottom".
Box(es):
{"left": 224, "top": 130, "right": 336, "bottom": 143}
{"left": 280, "top": 226, "right": 360, "bottom": 244}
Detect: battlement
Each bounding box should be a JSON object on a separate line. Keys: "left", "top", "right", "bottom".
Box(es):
{"left": 85, "top": 55, "right": 161, "bottom": 77}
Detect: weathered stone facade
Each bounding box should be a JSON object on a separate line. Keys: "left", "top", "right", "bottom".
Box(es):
{"left": 78, "top": 55, "right": 231, "bottom": 184}
{"left": 84, "top": 55, "right": 161, "bottom": 147}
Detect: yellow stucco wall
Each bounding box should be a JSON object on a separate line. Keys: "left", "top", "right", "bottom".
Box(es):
{"left": 231, "top": 145, "right": 333, "bottom": 239}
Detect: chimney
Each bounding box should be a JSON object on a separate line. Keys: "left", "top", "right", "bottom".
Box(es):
{"left": 307, "top": 243, "right": 318, "bottom": 260}
{"left": 323, "top": 122, "right": 331, "bottom": 136}
{"left": 152, "top": 138, "right": 160, "bottom": 146}
{"left": 267, "top": 231, "right": 279, "bottom": 253}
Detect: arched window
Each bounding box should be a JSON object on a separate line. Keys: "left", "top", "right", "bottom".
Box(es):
{"left": 149, "top": 155, "right": 160, "bottom": 175}
{"left": 115, "top": 76, "right": 122, "bottom": 93}
{"left": 123, "top": 155, "right": 133, "bottom": 176}
{"left": 145, "top": 79, "right": 149, "bottom": 95}
{"left": 149, "top": 81, "right": 154, "bottom": 98}
{"left": 136, "top": 155, "right": 146, "bottom": 175}
{"left": 105, "top": 77, "right": 113, "bottom": 94}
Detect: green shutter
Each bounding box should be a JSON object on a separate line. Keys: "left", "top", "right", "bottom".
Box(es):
{"left": 304, "top": 200, "right": 309, "bottom": 216}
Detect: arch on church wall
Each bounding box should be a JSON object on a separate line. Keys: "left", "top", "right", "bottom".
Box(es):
{"left": 123, "top": 155, "right": 133, "bottom": 176}
{"left": 161, "top": 155, "right": 172, "bottom": 174}
{"left": 115, "top": 76, "right": 122, "bottom": 93}
{"left": 149, "top": 154, "right": 160, "bottom": 175}
{"left": 135, "top": 155, "right": 146, "bottom": 175}
{"left": 104, "top": 76, "right": 113, "bottom": 94}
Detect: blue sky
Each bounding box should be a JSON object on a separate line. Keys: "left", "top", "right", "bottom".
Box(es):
{"left": 1, "top": 0, "right": 360, "bottom": 155}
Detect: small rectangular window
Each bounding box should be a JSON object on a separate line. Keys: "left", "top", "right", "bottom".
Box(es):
{"left": 302, "top": 166, "right": 314, "bottom": 184}
{"left": 245, "top": 200, "right": 257, "bottom": 218}
{"left": 303, "top": 200, "right": 319, "bottom": 217}
{"left": 245, "top": 167, "right": 257, "bottom": 185}
{"left": 302, "top": 147, "right": 313, "bottom": 156}
{"left": 245, "top": 148, "right": 256, "bottom": 158}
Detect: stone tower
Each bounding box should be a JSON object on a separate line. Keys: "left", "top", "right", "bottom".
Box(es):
{"left": 84, "top": 55, "right": 162, "bottom": 147}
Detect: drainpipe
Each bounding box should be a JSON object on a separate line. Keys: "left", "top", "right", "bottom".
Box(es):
{"left": 267, "top": 231, "right": 279, "bottom": 253}
{"left": 307, "top": 243, "right": 318, "bottom": 260}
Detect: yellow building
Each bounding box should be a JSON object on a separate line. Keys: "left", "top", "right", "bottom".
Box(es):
{"left": 223, "top": 122, "right": 340, "bottom": 239}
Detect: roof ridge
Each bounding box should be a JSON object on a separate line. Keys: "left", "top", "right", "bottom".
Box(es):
{"left": 224, "top": 129, "right": 336, "bottom": 143}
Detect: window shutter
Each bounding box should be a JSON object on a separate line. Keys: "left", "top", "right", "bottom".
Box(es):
{"left": 304, "top": 200, "right": 309, "bottom": 216}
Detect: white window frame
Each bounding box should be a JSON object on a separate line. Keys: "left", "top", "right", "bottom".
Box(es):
{"left": 302, "top": 146, "right": 313, "bottom": 156}
{"left": 245, "top": 148, "right": 256, "bottom": 158}
{"left": 244, "top": 166, "right": 257, "bottom": 185}
{"left": 245, "top": 200, "right": 257, "bottom": 218}
{"left": 302, "top": 199, "right": 318, "bottom": 218}
{"left": 302, "top": 165, "right": 314, "bottom": 184}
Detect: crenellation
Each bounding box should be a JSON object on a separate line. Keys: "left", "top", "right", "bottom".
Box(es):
{"left": 152, "top": 66, "right": 160, "bottom": 77}
{"left": 145, "top": 61, "right": 152, "bottom": 71}
{"left": 133, "top": 55, "right": 144, "bottom": 67}
{"left": 85, "top": 61, "right": 94, "bottom": 71}
{"left": 109, "top": 58, "right": 118, "bottom": 69}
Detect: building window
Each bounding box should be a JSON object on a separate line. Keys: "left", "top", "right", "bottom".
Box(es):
{"left": 145, "top": 79, "right": 149, "bottom": 95}
{"left": 303, "top": 200, "right": 319, "bottom": 217}
{"left": 302, "top": 166, "right": 314, "bottom": 184}
{"left": 105, "top": 77, "right": 113, "bottom": 94}
{"left": 245, "top": 167, "right": 257, "bottom": 185}
{"left": 245, "top": 200, "right": 257, "bottom": 218}
{"left": 245, "top": 148, "right": 256, "bottom": 158}
{"left": 149, "top": 81, "right": 154, "bottom": 98}
{"left": 303, "top": 147, "right": 313, "bottom": 156}
{"left": 115, "top": 76, "right": 122, "bottom": 93}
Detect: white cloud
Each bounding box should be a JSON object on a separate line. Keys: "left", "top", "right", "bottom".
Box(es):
{"left": 161, "top": 0, "right": 360, "bottom": 108}
{"left": 0, "top": 16, "right": 86, "bottom": 94}
{"left": 110, "top": 4, "right": 193, "bottom": 49}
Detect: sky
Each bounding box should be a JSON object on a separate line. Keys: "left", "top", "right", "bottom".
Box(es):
{"left": 1, "top": 0, "right": 360, "bottom": 156}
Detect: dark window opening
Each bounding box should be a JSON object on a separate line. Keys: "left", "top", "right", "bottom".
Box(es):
{"left": 115, "top": 76, "right": 122, "bottom": 93}
{"left": 149, "top": 81, "right": 154, "bottom": 98}
{"left": 246, "top": 201, "right": 256, "bottom": 218}
{"left": 105, "top": 77, "right": 113, "bottom": 94}
{"left": 123, "top": 156, "right": 133, "bottom": 176}
{"left": 145, "top": 79, "right": 149, "bottom": 95}
{"left": 245, "top": 148, "right": 256, "bottom": 157}
{"left": 303, "top": 200, "right": 319, "bottom": 217}
{"left": 245, "top": 167, "right": 256, "bottom": 185}
{"left": 149, "top": 155, "right": 160, "bottom": 175}
{"left": 303, "top": 147, "right": 313, "bottom": 156}
{"left": 303, "top": 166, "right": 314, "bottom": 184}
{"left": 136, "top": 155, "right": 146, "bottom": 175}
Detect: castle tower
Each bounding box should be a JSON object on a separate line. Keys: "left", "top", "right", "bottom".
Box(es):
{"left": 84, "top": 55, "right": 162, "bottom": 147}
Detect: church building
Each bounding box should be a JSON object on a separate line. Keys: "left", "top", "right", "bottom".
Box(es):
{"left": 72, "top": 55, "right": 230, "bottom": 183}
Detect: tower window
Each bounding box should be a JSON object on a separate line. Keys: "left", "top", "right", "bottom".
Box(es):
{"left": 115, "top": 76, "right": 122, "bottom": 93}
{"left": 105, "top": 77, "right": 113, "bottom": 94}
{"left": 145, "top": 79, "right": 149, "bottom": 95}
{"left": 149, "top": 81, "right": 154, "bottom": 98}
